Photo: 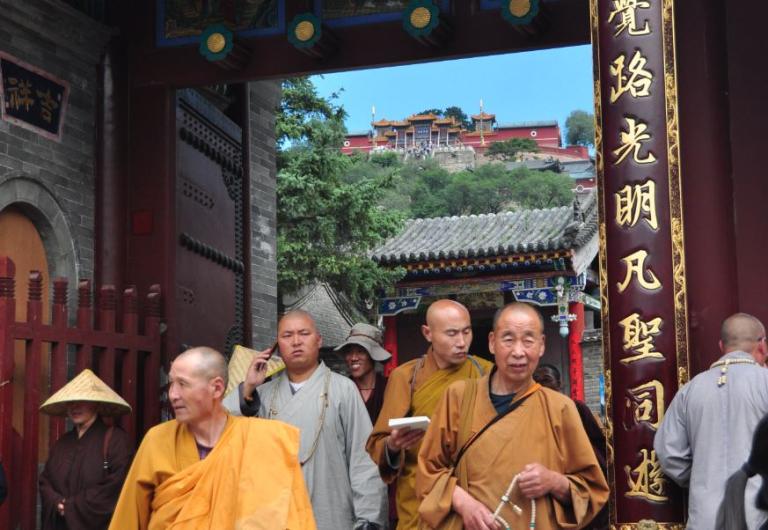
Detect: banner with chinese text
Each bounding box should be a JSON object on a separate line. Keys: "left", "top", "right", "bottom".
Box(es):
{"left": 591, "top": 0, "right": 689, "bottom": 526}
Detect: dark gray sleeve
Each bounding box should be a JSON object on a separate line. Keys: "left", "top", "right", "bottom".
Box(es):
{"left": 0, "top": 460, "right": 7, "bottom": 505}
{"left": 238, "top": 382, "right": 262, "bottom": 417}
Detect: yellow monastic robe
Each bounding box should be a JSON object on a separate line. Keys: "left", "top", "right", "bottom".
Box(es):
{"left": 417, "top": 377, "right": 609, "bottom": 530}
{"left": 366, "top": 352, "right": 492, "bottom": 529}
{"left": 109, "top": 415, "right": 315, "bottom": 530}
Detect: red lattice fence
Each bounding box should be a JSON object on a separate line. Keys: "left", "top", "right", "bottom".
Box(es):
{"left": 0, "top": 257, "right": 163, "bottom": 530}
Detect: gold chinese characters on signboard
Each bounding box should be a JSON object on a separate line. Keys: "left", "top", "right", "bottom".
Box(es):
{"left": 615, "top": 180, "right": 658, "bottom": 230}
{"left": 607, "top": 0, "right": 652, "bottom": 37}
{"left": 619, "top": 313, "right": 664, "bottom": 364}
{"left": 625, "top": 380, "right": 665, "bottom": 429}
{"left": 617, "top": 250, "right": 661, "bottom": 292}
{"left": 613, "top": 117, "right": 657, "bottom": 165}
{"left": 610, "top": 50, "right": 653, "bottom": 103}
{"left": 625, "top": 448, "right": 668, "bottom": 502}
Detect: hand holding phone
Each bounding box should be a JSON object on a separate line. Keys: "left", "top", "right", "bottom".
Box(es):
{"left": 243, "top": 343, "right": 277, "bottom": 396}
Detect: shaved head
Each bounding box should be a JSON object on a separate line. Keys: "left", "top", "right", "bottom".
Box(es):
{"left": 277, "top": 310, "right": 322, "bottom": 378}
{"left": 425, "top": 299, "right": 470, "bottom": 328}
{"left": 279, "top": 309, "right": 318, "bottom": 332}
{"left": 493, "top": 302, "right": 544, "bottom": 334}
{"left": 721, "top": 313, "right": 766, "bottom": 354}
{"left": 422, "top": 299, "right": 473, "bottom": 369}
{"left": 175, "top": 346, "right": 229, "bottom": 390}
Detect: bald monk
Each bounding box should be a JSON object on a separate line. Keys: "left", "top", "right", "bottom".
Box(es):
{"left": 366, "top": 299, "right": 492, "bottom": 529}
{"left": 417, "top": 302, "right": 608, "bottom": 529}
{"left": 655, "top": 313, "right": 768, "bottom": 530}
{"left": 109, "top": 347, "right": 315, "bottom": 530}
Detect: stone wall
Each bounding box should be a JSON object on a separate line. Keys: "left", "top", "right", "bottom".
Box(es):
{"left": 431, "top": 146, "right": 476, "bottom": 172}
{"left": 248, "top": 80, "right": 281, "bottom": 347}
{"left": 0, "top": 0, "right": 111, "bottom": 289}
{"left": 582, "top": 328, "right": 605, "bottom": 417}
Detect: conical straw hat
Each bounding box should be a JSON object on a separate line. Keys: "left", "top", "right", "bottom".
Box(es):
{"left": 40, "top": 368, "right": 131, "bottom": 417}
{"left": 226, "top": 344, "right": 285, "bottom": 396}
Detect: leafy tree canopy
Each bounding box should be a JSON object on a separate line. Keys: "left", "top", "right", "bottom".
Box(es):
{"left": 371, "top": 158, "right": 574, "bottom": 217}
{"left": 508, "top": 169, "right": 575, "bottom": 210}
{"left": 485, "top": 138, "right": 539, "bottom": 161}
{"left": 565, "top": 110, "right": 595, "bottom": 147}
{"left": 417, "top": 108, "right": 443, "bottom": 116}
{"left": 276, "top": 78, "right": 404, "bottom": 303}
{"left": 443, "top": 106, "right": 472, "bottom": 130}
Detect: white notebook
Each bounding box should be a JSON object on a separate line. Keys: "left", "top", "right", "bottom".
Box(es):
{"left": 388, "top": 416, "right": 431, "bottom": 431}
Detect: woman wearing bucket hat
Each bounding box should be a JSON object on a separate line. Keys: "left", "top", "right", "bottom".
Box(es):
{"left": 38, "top": 369, "right": 133, "bottom": 530}
{"left": 336, "top": 323, "right": 392, "bottom": 424}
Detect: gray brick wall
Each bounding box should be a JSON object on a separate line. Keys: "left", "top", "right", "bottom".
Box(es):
{"left": 248, "top": 80, "right": 281, "bottom": 348}
{"left": 0, "top": 0, "right": 111, "bottom": 283}
{"left": 582, "top": 328, "right": 604, "bottom": 417}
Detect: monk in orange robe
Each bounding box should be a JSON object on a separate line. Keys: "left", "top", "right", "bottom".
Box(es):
{"left": 417, "top": 303, "right": 608, "bottom": 530}
{"left": 366, "top": 300, "right": 492, "bottom": 529}
{"left": 109, "top": 347, "right": 315, "bottom": 530}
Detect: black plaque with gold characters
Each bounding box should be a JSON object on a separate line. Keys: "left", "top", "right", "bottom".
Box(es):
{"left": 0, "top": 53, "right": 68, "bottom": 141}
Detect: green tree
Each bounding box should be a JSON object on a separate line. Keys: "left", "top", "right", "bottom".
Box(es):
{"left": 485, "top": 138, "right": 539, "bottom": 161}
{"left": 565, "top": 110, "right": 595, "bottom": 147}
{"left": 443, "top": 106, "right": 472, "bottom": 129}
{"left": 276, "top": 78, "right": 404, "bottom": 302}
{"left": 397, "top": 160, "right": 453, "bottom": 218}
{"left": 416, "top": 108, "right": 443, "bottom": 116}
{"left": 443, "top": 163, "right": 513, "bottom": 215}
{"left": 509, "top": 169, "right": 574, "bottom": 209}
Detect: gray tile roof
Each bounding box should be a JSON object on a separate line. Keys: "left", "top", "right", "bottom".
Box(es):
{"left": 372, "top": 189, "right": 597, "bottom": 265}
{"left": 561, "top": 160, "right": 596, "bottom": 181}
{"left": 505, "top": 159, "right": 561, "bottom": 172}
{"left": 282, "top": 282, "right": 366, "bottom": 348}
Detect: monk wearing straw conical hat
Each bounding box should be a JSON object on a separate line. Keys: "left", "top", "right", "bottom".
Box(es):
{"left": 38, "top": 368, "right": 133, "bottom": 530}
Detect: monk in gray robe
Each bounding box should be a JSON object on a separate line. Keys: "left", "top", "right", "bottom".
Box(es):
{"left": 655, "top": 312, "right": 768, "bottom": 530}
{"left": 225, "top": 310, "right": 387, "bottom": 530}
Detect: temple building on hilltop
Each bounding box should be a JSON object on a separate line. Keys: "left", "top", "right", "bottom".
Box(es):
{"left": 342, "top": 110, "right": 590, "bottom": 163}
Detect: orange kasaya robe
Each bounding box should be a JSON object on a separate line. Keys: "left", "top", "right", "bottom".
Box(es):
{"left": 366, "top": 352, "right": 492, "bottom": 529}
{"left": 108, "top": 414, "right": 315, "bottom": 530}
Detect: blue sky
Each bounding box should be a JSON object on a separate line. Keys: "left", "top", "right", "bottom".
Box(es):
{"left": 311, "top": 44, "right": 594, "bottom": 140}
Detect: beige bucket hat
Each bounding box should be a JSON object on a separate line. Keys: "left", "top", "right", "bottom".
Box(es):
{"left": 334, "top": 323, "right": 392, "bottom": 362}
{"left": 40, "top": 369, "right": 131, "bottom": 417}
{"left": 226, "top": 344, "right": 286, "bottom": 396}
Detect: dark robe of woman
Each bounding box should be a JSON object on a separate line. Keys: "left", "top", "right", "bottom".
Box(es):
{"left": 364, "top": 372, "right": 388, "bottom": 424}
{"left": 361, "top": 371, "right": 395, "bottom": 527}
{"left": 39, "top": 418, "right": 132, "bottom": 530}
{"left": 574, "top": 399, "right": 609, "bottom": 530}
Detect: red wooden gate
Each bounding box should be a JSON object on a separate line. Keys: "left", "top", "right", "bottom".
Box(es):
{"left": 0, "top": 257, "right": 163, "bottom": 530}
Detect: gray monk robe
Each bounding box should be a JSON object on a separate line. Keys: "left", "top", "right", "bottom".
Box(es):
{"left": 655, "top": 350, "right": 768, "bottom": 530}
{"left": 225, "top": 362, "right": 387, "bottom": 530}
